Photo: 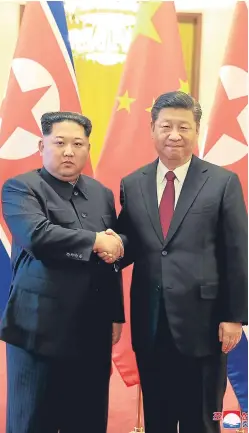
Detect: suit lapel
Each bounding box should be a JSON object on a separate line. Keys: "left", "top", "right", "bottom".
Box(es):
{"left": 140, "top": 159, "right": 164, "bottom": 245}
{"left": 164, "top": 156, "right": 209, "bottom": 247}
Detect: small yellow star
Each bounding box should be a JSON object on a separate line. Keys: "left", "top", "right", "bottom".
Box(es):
{"left": 117, "top": 90, "right": 136, "bottom": 113}
{"left": 132, "top": 2, "right": 162, "bottom": 43}
{"left": 145, "top": 98, "right": 155, "bottom": 113}
{"left": 178, "top": 79, "right": 189, "bottom": 94}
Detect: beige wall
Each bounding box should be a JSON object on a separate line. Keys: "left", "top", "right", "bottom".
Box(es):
{"left": 0, "top": 1, "right": 236, "bottom": 147}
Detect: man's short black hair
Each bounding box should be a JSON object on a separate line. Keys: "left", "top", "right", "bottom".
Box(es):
{"left": 41, "top": 111, "right": 92, "bottom": 137}
{"left": 151, "top": 91, "right": 202, "bottom": 127}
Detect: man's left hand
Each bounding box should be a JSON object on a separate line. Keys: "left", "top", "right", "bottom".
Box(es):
{"left": 218, "top": 322, "right": 243, "bottom": 353}
{"left": 112, "top": 323, "right": 122, "bottom": 345}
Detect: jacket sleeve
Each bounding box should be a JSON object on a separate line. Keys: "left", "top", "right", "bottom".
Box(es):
{"left": 218, "top": 173, "right": 248, "bottom": 324}
{"left": 1, "top": 177, "right": 96, "bottom": 263}
{"left": 116, "top": 179, "right": 135, "bottom": 270}
{"left": 105, "top": 188, "right": 125, "bottom": 323}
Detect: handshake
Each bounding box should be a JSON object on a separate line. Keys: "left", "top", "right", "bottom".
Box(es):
{"left": 93, "top": 229, "right": 124, "bottom": 264}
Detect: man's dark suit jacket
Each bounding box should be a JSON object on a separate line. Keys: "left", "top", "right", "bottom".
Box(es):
{"left": 118, "top": 155, "right": 248, "bottom": 356}
{"left": 0, "top": 168, "right": 124, "bottom": 358}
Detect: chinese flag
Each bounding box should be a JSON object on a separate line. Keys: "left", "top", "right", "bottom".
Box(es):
{"left": 95, "top": 1, "right": 187, "bottom": 386}
{"left": 201, "top": 0, "right": 248, "bottom": 418}
{"left": 0, "top": 2, "right": 91, "bottom": 431}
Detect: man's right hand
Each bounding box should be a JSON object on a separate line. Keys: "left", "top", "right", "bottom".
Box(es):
{"left": 93, "top": 231, "right": 123, "bottom": 263}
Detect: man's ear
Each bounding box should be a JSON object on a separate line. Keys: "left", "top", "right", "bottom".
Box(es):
{"left": 151, "top": 121, "right": 155, "bottom": 138}
{"left": 38, "top": 139, "right": 44, "bottom": 156}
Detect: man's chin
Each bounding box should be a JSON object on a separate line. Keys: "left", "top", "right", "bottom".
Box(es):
{"left": 59, "top": 170, "right": 79, "bottom": 181}
{"left": 164, "top": 151, "right": 182, "bottom": 160}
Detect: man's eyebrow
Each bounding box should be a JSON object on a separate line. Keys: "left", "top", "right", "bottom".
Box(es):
{"left": 53, "top": 136, "right": 84, "bottom": 140}
{"left": 159, "top": 120, "right": 191, "bottom": 124}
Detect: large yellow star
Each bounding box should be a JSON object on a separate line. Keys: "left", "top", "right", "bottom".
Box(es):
{"left": 132, "top": 2, "right": 162, "bottom": 43}
{"left": 178, "top": 79, "right": 190, "bottom": 94}
{"left": 145, "top": 98, "right": 155, "bottom": 113}
{"left": 117, "top": 90, "right": 136, "bottom": 113}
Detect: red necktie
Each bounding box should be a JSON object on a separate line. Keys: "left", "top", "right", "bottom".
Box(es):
{"left": 159, "top": 171, "right": 176, "bottom": 238}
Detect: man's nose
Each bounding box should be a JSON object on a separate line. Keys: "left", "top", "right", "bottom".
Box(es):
{"left": 168, "top": 129, "right": 181, "bottom": 141}
{"left": 64, "top": 144, "right": 74, "bottom": 156}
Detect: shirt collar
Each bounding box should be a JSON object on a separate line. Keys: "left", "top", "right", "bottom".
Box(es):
{"left": 39, "top": 167, "right": 88, "bottom": 200}
{"left": 157, "top": 157, "right": 192, "bottom": 184}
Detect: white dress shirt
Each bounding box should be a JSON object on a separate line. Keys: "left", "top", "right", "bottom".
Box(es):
{"left": 157, "top": 158, "right": 192, "bottom": 208}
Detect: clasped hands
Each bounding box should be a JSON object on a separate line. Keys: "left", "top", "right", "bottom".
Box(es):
{"left": 93, "top": 229, "right": 123, "bottom": 264}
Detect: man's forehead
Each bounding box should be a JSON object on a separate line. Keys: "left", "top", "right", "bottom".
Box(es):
{"left": 50, "top": 121, "right": 86, "bottom": 136}
{"left": 157, "top": 108, "right": 195, "bottom": 123}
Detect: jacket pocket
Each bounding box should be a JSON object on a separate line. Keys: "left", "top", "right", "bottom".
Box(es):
{"left": 200, "top": 284, "right": 219, "bottom": 299}
{"left": 15, "top": 289, "right": 58, "bottom": 335}
{"left": 47, "top": 207, "right": 76, "bottom": 224}
{"left": 188, "top": 203, "right": 217, "bottom": 214}
{"left": 101, "top": 215, "right": 114, "bottom": 228}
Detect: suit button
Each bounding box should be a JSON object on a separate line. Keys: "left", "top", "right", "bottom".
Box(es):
{"left": 162, "top": 250, "right": 167, "bottom": 256}
{"left": 81, "top": 213, "right": 87, "bottom": 218}
{"left": 73, "top": 190, "right": 78, "bottom": 196}
{"left": 156, "top": 285, "right": 160, "bottom": 291}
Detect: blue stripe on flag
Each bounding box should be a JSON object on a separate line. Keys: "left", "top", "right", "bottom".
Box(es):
{"left": 0, "top": 241, "right": 11, "bottom": 317}
{"left": 227, "top": 331, "right": 248, "bottom": 412}
{"left": 47, "top": 1, "right": 74, "bottom": 67}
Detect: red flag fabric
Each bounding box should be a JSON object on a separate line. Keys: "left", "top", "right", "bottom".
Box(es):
{"left": 0, "top": 3, "right": 91, "bottom": 431}
{"left": 95, "top": 1, "right": 187, "bottom": 386}
{"left": 201, "top": 1, "right": 248, "bottom": 207}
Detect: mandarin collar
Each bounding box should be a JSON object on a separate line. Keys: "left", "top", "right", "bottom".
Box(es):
{"left": 39, "top": 167, "right": 88, "bottom": 200}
